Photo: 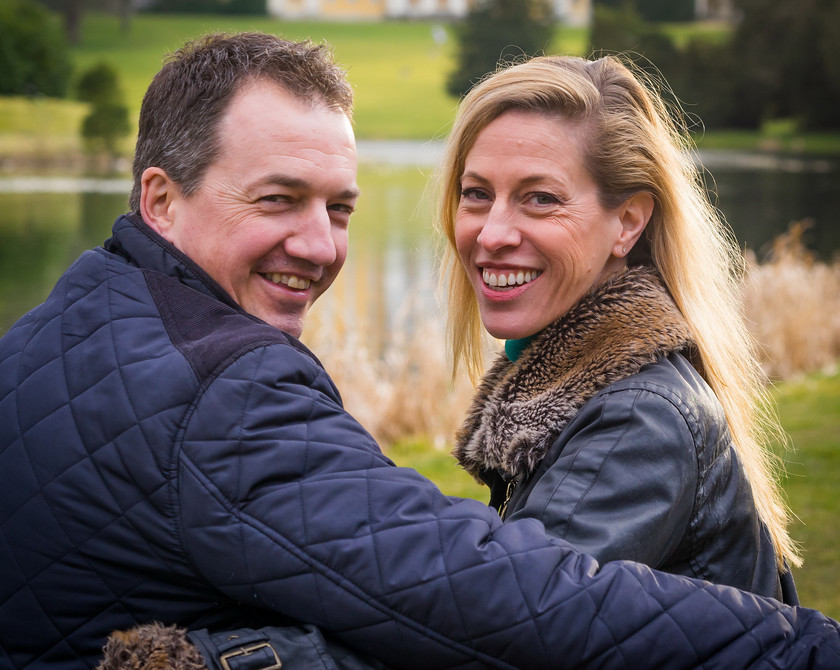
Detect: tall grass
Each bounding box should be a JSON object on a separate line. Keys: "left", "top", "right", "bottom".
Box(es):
{"left": 744, "top": 221, "right": 840, "bottom": 380}
{"left": 304, "top": 295, "right": 475, "bottom": 450}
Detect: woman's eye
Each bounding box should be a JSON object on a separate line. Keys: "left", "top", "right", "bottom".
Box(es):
{"left": 461, "top": 188, "right": 489, "bottom": 201}
{"left": 529, "top": 192, "right": 558, "bottom": 206}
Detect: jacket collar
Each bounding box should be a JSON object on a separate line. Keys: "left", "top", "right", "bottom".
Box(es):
{"left": 453, "top": 267, "right": 695, "bottom": 481}
{"left": 104, "top": 213, "right": 243, "bottom": 313}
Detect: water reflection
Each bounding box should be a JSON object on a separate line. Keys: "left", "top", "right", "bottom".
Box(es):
{"left": 1, "top": 151, "right": 838, "bottom": 340}
{"left": 702, "top": 157, "right": 840, "bottom": 257}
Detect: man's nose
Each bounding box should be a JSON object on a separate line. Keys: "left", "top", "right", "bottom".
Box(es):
{"left": 285, "top": 204, "right": 338, "bottom": 267}
{"left": 476, "top": 205, "right": 520, "bottom": 253}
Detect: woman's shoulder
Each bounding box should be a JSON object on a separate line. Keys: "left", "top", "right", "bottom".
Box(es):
{"left": 585, "top": 351, "right": 729, "bottom": 456}
{"left": 602, "top": 351, "right": 722, "bottom": 416}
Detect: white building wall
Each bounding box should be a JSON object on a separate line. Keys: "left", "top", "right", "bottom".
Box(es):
{"left": 267, "top": 0, "right": 590, "bottom": 23}
{"left": 267, "top": 0, "right": 321, "bottom": 19}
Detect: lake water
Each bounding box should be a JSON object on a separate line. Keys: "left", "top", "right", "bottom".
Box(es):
{"left": 1, "top": 144, "right": 838, "bottom": 340}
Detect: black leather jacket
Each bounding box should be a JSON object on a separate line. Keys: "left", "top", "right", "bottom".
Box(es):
{"left": 487, "top": 353, "right": 797, "bottom": 603}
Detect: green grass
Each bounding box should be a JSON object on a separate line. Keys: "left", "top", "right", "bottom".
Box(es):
{"left": 0, "top": 96, "right": 87, "bottom": 155}
{"left": 660, "top": 19, "right": 732, "bottom": 47}
{"left": 67, "top": 14, "right": 589, "bottom": 141}
{"left": 692, "top": 127, "right": 840, "bottom": 155}
{"left": 51, "top": 13, "right": 589, "bottom": 143}
{"left": 388, "top": 438, "right": 487, "bottom": 502}
{"left": 1, "top": 13, "right": 837, "bottom": 155}
{"left": 388, "top": 369, "right": 840, "bottom": 620}
{"left": 772, "top": 370, "right": 840, "bottom": 619}
{"left": 70, "top": 14, "right": 462, "bottom": 140}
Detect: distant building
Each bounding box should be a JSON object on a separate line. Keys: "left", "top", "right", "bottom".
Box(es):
{"left": 266, "top": 0, "right": 592, "bottom": 27}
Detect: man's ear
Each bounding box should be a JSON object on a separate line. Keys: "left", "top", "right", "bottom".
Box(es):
{"left": 139, "top": 167, "right": 179, "bottom": 243}
{"left": 615, "top": 192, "right": 654, "bottom": 257}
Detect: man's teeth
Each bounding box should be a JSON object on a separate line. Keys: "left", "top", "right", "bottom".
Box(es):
{"left": 482, "top": 269, "right": 541, "bottom": 288}
{"left": 265, "top": 273, "right": 311, "bottom": 290}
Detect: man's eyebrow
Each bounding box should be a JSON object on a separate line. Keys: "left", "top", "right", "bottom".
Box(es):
{"left": 339, "top": 187, "right": 362, "bottom": 200}
{"left": 261, "top": 175, "right": 360, "bottom": 199}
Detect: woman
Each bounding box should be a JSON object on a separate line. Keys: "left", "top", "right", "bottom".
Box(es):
{"left": 438, "top": 54, "right": 800, "bottom": 602}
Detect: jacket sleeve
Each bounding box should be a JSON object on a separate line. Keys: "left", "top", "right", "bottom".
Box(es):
{"left": 507, "top": 384, "right": 697, "bottom": 568}
{"left": 176, "top": 342, "right": 840, "bottom": 670}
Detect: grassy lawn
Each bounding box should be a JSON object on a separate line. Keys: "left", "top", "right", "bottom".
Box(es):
{"left": 4, "top": 13, "right": 836, "bottom": 154}
{"left": 67, "top": 14, "right": 589, "bottom": 141}
{"left": 2, "top": 13, "right": 586, "bottom": 148}
{"left": 70, "top": 13, "right": 462, "bottom": 140}
{"left": 772, "top": 370, "right": 840, "bottom": 619}
{"left": 388, "top": 368, "right": 840, "bottom": 620}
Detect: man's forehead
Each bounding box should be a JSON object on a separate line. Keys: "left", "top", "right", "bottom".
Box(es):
{"left": 215, "top": 81, "right": 358, "bottom": 186}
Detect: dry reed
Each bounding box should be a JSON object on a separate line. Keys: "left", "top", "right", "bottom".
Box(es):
{"left": 743, "top": 221, "right": 840, "bottom": 381}
{"left": 303, "top": 225, "right": 840, "bottom": 448}
{"left": 302, "top": 294, "right": 476, "bottom": 449}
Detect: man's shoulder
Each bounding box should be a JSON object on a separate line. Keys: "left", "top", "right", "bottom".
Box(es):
{"left": 141, "top": 269, "right": 322, "bottom": 384}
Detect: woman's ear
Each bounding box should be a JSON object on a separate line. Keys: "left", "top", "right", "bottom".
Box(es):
{"left": 139, "top": 167, "right": 179, "bottom": 243}
{"left": 615, "top": 192, "right": 654, "bottom": 257}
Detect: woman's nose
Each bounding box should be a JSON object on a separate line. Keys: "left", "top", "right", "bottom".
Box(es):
{"left": 476, "top": 205, "right": 520, "bottom": 252}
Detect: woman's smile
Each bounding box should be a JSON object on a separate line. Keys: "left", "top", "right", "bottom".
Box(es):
{"left": 481, "top": 267, "right": 543, "bottom": 289}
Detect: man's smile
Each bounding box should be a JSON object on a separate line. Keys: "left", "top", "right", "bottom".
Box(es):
{"left": 260, "top": 272, "right": 312, "bottom": 290}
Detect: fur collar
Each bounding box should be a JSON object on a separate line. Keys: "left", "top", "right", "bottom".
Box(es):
{"left": 453, "top": 267, "right": 695, "bottom": 481}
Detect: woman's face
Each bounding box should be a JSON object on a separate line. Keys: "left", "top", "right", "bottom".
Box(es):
{"left": 454, "top": 110, "right": 631, "bottom": 340}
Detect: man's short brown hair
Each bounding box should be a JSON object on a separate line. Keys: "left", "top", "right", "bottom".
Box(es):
{"left": 129, "top": 32, "right": 354, "bottom": 213}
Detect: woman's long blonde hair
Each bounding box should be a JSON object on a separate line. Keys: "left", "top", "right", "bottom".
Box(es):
{"left": 436, "top": 54, "right": 800, "bottom": 569}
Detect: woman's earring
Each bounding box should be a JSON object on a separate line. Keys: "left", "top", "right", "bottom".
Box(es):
{"left": 622, "top": 247, "right": 627, "bottom": 255}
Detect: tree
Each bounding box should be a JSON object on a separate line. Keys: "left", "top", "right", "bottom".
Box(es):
{"left": 0, "top": 0, "right": 72, "bottom": 97}
{"left": 590, "top": 0, "right": 840, "bottom": 131}
{"left": 588, "top": 4, "right": 682, "bottom": 111}
{"left": 145, "top": 0, "right": 267, "bottom": 14}
{"left": 35, "top": 0, "right": 136, "bottom": 43}
{"left": 731, "top": 0, "right": 840, "bottom": 130}
{"left": 63, "top": 0, "right": 83, "bottom": 45}
{"left": 446, "top": 0, "right": 556, "bottom": 98}
{"left": 593, "top": 0, "right": 694, "bottom": 22}
{"left": 77, "top": 61, "right": 131, "bottom": 158}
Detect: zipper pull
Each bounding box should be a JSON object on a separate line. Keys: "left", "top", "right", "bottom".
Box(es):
{"left": 498, "top": 479, "right": 517, "bottom": 520}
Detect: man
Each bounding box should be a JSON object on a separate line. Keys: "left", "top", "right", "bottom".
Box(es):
{"left": 0, "top": 32, "right": 837, "bottom": 670}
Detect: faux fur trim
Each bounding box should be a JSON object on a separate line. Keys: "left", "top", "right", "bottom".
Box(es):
{"left": 453, "top": 267, "right": 695, "bottom": 481}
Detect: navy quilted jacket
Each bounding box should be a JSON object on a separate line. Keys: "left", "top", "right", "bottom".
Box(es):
{"left": 1, "top": 214, "right": 838, "bottom": 669}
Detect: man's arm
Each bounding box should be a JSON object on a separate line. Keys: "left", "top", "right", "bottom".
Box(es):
{"left": 178, "top": 342, "right": 839, "bottom": 670}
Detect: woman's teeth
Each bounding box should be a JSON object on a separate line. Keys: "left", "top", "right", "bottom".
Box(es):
{"left": 263, "top": 273, "right": 311, "bottom": 290}
{"left": 482, "top": 269, "right": 541, "bottom": 288}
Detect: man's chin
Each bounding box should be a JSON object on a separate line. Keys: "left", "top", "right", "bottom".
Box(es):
{"left": 256, "top": 311, "right": 306, "bottom": 338}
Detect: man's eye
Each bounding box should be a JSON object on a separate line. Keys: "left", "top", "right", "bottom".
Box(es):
{"left": 260, "top": 194, "right": 291, "bottom": 204}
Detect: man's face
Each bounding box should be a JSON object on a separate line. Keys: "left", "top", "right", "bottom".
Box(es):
{"left": 158, "top": 81, "right": 359, "bottom": 337}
